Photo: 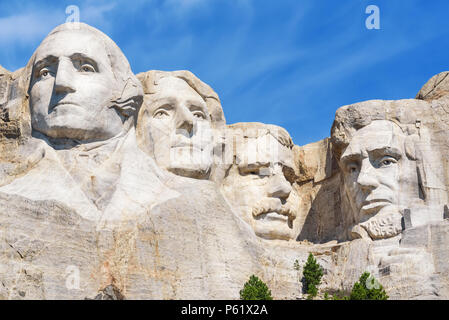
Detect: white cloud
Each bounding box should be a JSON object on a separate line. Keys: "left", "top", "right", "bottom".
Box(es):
{"left": 0, "top": 11, "right": 63, "bottom": 45}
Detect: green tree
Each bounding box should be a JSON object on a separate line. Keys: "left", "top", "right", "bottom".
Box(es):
{"left": 349, "top": 272, "right": 388, "bottom": 300}
{"left": 302, "top": 253, "right": 323, "bottom": 299}
{"left": 239, "top": 275, "right": 273, "bottom": 300}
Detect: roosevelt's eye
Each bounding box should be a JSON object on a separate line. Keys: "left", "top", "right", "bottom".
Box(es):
{"left": 346, "top": 163, "right": 359, "bottom": 174}
{"left": 153, "top": 109, "right": 170, "bottom": 119}
{"left": 80, "top": 64, "right": 95, "bottom": 73}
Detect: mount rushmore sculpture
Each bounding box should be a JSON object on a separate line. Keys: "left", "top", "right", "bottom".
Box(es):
{"left": 0, "top": 22, "right": 448, "bottom": 299}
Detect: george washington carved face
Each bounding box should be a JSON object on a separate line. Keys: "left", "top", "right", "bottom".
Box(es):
{"left": 29, "top": 24, "right": 140, "bottom": 142}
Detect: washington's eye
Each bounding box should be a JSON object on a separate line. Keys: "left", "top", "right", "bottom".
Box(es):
{"left": 38, "top": 68, "right": 51, "bottom": 78}
{"left": 80, "top": 64, "right": 95, "bottom": 73}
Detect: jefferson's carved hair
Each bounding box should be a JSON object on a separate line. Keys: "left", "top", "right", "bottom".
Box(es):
{"left": 136, "top": 70, "right": 225, "bottom": 128}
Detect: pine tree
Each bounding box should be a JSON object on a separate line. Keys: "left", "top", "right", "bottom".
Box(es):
{"left": 302, "top": 253, "right": 323, "bottom": 299}
{"left": 239, "top": 275, "right": 273, "bottom": 300}
{"left": 349, "top": 272, "right": 388, "bottom": 300}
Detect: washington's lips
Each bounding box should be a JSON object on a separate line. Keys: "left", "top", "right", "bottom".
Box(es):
{"left": 50, "top": 101, "right": 80, "bottom": 111}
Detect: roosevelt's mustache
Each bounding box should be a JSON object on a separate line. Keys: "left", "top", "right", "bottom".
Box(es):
{"left": 252, "top": 198, "right": 294, "bottom": 219}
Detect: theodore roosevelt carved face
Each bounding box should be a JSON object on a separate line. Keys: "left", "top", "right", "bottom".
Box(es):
{"left": 221, "top": 123, "right": 298, "bottom": 240}
{"left": 28, "top": 23, "right": 141, "bottom": 142}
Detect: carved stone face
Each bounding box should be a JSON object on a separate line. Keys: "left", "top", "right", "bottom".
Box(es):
{"left": 144, "top": 76, "right": 213, "bottom": 178}
{"left": 340, "top": 120, "right": 418, "bottom": 219}
{"left": 222, "top": 132, "right": 297, "bottom": 240}
{"left": 29, "top": 29, "right": 123, "bottom": 141}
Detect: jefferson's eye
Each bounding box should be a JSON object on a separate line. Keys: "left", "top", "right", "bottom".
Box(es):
{"left": 80, "top": 64, "right": 95, "bottom": 73}
{"left": 192, "top": 110, "right": 206, "bottom": 119}
{"left": 153, "top": 109, "right": 170, "bottom": 119}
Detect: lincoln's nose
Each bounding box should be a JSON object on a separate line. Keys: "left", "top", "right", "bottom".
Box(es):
{"left": 357, "top": 159, "right": 379, "bottom": 192}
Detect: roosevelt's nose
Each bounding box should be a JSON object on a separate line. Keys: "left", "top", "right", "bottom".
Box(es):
{"left": 268, "top": 170, "right": 292, "bottom": 200}
{"left": 175, "top": 104, "right": 194, "bottom": 136}
{"left": 357, "top": 159, "right": 379, "bottom": 191}
{"left": 54, "top": 58, "right": 75, "bottom": 94}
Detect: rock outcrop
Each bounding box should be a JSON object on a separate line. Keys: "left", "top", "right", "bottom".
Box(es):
{"left": 1, "top": 22, "right": 448, "bottom": 300}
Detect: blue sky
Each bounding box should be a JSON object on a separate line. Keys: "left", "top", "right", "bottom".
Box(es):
{"left": 1, "top": 0, "right": 448, "bottom": 146}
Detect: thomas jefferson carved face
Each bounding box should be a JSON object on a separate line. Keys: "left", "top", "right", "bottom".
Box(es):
{"left": 143, "top": 76, "right": 213, "bottom": 178}
{"left": 340, "top": 120, "right": 418, "bottom": 220}
{"left": 29, "top": 29, "right": 124, "bottom": 141}
{"left": 222, "top": 127, "right": 297, "bottom": 240}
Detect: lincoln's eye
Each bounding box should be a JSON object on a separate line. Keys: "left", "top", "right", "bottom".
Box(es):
{"left": 379, "top": 156, "right": 397, "bottom": 167}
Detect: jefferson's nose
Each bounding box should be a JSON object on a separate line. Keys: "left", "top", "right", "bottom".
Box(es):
{"left": 54, "top": 58, "right": 75, "bottom": 94}
{"left": 357, "top": 159, "right": 379, "bottom": 191}
{"left": 175, "top": 105, "right": 194, "bottom": 136}
{"left": 268, "top": 172, "right": 292, "bottom": 200}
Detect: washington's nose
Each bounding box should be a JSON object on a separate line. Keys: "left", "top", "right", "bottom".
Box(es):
{"left": 175, "top": 105, "right": 194, "bottom": 136}
{"left": 268, "top": 173, "right": 292, "bottom": 200}
{"left": 54, "top": 58, "right": 75, "bottom": 94}
{"left": 357, "top": 159, "right": 379, "bottom": 191}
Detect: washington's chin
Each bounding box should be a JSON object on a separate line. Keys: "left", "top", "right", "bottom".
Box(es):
{"left": 33, "top": 120, "right": 120, "bottom": 141}
{"left": 253, "top": 212, "right": 294, "bottom": 240}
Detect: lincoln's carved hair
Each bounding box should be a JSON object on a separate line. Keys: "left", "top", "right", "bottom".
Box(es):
{"left": 330, "top": 100, "right": 423, "bottom": 162}
{"left": 26, "top": 22, "right": 143, "bottom": 121}
{"left": 137, "top": 70, "right": 225, "bottom": 129}
{"left": 330, "top": 99, "right": 449, "bottom": 204}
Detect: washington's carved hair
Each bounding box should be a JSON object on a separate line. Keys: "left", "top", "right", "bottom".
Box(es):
{"left": 26, "top": 22, "right": 143, "bottom": 121}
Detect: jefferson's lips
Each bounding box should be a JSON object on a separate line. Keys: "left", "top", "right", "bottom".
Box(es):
{"left": 361, "top": 199, "right": 392, "bottom": 212}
